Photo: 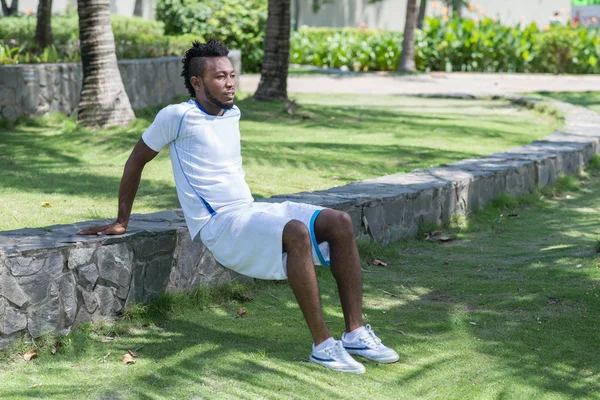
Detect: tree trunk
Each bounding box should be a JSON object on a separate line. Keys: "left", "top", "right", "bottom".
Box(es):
{"left": 292, "top": 0, "right": 300, "bottom": 31}
{"left": 35, "top": 0, "right": 53, "bottom": 50}
{"left": 1, "top": 0, "right": 18, "bottom": 16}
{"left": 416, "top": 0, "right": 427, "bottom": 29}
{"left": 254, "top": 0, "right": 290, "bottom": 101}
{"left": 76, "top": 0, "right": 135, "bottom": 128}
{"left": 452, "top": 0, "right": 462, "bottom": 17}
{"left": 399, "top": 0, "right": 417, "bottom": 72}
{"left": 133, "top": 0, "right": 143, "bottom": 16}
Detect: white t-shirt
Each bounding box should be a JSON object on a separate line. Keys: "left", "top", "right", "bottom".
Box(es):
{"left": 141, "top": 99, "right": 254, "bottom": 239}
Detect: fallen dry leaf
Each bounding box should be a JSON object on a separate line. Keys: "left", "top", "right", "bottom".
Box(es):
{"left": 41, "top": 202, "right": 51, "bottom": 207}
{"left": 372, "top": 259, "right": 388, "bottom": 267}
{"left": 122, "top": 353, "right": 136, "bottom": 364}
{"left": 23, "top": 349, "right": 38, "bottom": 361}
{"left": 28, "top": 383, "right": 42, "bottom": 389}
{"left": 127, "top": 349, "right": 138, "bottom": 357}
{"left": 236, "top": 307, "right": 247, "bottom": 317}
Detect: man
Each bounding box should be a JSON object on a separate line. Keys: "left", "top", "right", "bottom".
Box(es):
{"left": 549, "top": 11, "right": 563, "bottom": 26}
{"left": 78, "top": 39, "right": 399, "bottom": 374}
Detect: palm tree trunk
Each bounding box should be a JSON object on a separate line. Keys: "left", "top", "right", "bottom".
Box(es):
{"left": 292, "top": 0, "right": 300, "bottom": 31}
{"left": 1, "top": 0, "right": 18, "bottom": 16}
{"left": 76, "top": 0, "right": 135, "bottom": 128}
{"left": 399, "top": 0, "right": 418, "bottom": 72}
{"left": 417, "top": 0, "right": 427, "bottom": 29}
{"left": 254, "top": 0, "right": 290, "bottom": 101}
{"left": 35, "top": 0, "right": 53, "bottom": 50}
{"left": 133, "top": 0, "right": 143, "bottom": 17}
{"left": 452, "top": 0, "right": 462, "bottom": 17}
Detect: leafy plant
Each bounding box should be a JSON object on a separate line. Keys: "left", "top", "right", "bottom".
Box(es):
{"left": 155, "top": 0, "right": 267, "bottom": 72}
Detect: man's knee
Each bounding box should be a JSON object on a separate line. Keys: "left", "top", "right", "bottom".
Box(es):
{"left": 283, "top": 219, "right": 311, "bottom": 253}
{"left": 317, "top": 210, "right": 354, "bottom": 242}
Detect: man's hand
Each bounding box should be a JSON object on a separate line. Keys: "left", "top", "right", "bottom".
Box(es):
{"left": 77, "top": 222, "right": 127, "bottom": 236}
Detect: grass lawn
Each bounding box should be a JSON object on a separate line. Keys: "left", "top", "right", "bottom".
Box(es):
{"left": 539, "top": 91, "right": 600, "bottom": 114}
{"left": 0, "top": 94, "right": 557, "bottom": 231}
{"left": 2, "top": 166, "right": 600, "bottom": 399}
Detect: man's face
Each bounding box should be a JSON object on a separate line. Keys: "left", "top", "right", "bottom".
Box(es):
{"left": 193, "top": 56, "right": 236, "bottom": 109}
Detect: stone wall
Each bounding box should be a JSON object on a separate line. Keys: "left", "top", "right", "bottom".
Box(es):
{"left": 0, "top": 51, "right": 242, "bottom": 120}
{"left": 1, "top": 95, "right": 600, "bottom": 348}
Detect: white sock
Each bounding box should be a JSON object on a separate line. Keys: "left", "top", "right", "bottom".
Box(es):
{"left": 343, "top": 326, "right": 366, "bottom": 341}
{"left": 314, "top": 336, "right": 336, "bottom": 351}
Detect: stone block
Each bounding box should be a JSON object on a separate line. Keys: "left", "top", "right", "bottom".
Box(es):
{"left": 2, "top": 105, "right": 16, "bottom": 120}
{"left": 132, "top": 232, "right": 177, "bottom": 259}
{"left": 15, "top": 270, "right": 51, "bottom": 305}
{"left": 57, "top": 272, "right": 77, "bottom": 328}
{"left": 0, "top": 87, "right": 15, "bottom": 107}
{"left": 68, "top": 246, "right": 97, "bottom": 269}
{"left": 76, "top": 264, "right": 99, "bottom": 291}
{"left": 6, "top": 251, "right": 64, "bottom": 277}
{"left": 0, "top": 67, "right": 19, "bottom": 88}
{"left": 0, "top": 297, "right": 27, "bottom": 336}
{"left": 74, "top": 305, "right": 91, "bottom": 326}
{"left": 362, "top": 202, "right": 386, "bottom": 242}
{"left": 79, "top": 287, "right": 98, "bottom": 314}
{"left": 345, "top": 207, "right": 362, "bottom": 238}
{"left": 142, "top": 254, "right": 173, "bottom": 302}
{"left": 0, "top": 267, "right": 30, "bottom": 307}
{"left": 96, "top": 243, "right": 133, "bottom": 287}
{"left": 27, "top": 282, "right": 60, "bottom": 337}
{"left": 95, "top": 285, "right": 117, "bottom": 316}
{"left": 126, "top": 260, "right": 146, "bottom": 307}
{"left": 168, "top": 229, "right": 232, "bottom": 292}
{"left": 535, "top": 157, "right": 558, "bottom": 188}
{"left": 556, "top": 149, "right": 584, "bottom": 176}
{"left": 504, "top": 163, "right": 537, "bottom": 196}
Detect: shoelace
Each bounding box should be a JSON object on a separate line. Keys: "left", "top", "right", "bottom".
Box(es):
{"left": 359, "top": 324, "right": 383, "bottom": 348}
{"left": 325, "top": 341, "right": 349, "bottom": 360}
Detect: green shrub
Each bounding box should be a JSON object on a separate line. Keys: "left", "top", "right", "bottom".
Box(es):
{"left": 0, "top": 14, "right": 199, "bottom": 66}
{"left": 534, "top": 26, "right": 578, "bottom": 73}
{"left": 156, "top": 0, "right": 267, "bottom": 72}
{"left": 291, "top": 28, "right": 402, "bottom": 71}
{"left": 290, "top": 18, "right": 600, "bottom": 75}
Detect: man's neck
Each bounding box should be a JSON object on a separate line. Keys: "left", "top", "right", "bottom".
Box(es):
{"left": 195, "top": 97, "right": 224, "bottom": 116}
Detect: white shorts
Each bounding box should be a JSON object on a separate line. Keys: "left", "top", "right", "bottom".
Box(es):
{"left": 198, "top": 201, "right": 331, "bottom": 280}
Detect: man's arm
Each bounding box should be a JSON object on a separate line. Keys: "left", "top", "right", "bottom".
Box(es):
{"left": 77, "top": 138, "right": 159, "bottom": 235}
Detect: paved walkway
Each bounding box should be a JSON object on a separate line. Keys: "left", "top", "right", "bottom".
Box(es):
{"left": 240, "top": 72, "right": 600, "bottom": 95}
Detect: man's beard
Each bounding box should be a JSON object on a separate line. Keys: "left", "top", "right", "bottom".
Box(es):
{"left": 203, "top": 81, "right": 234, "bottom": 110}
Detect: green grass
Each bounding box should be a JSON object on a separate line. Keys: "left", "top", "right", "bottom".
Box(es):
{"left": 3, "top": 166, "right": 600, "bottom": 399}
{"left": 0, "top": 93, "right": 558, "bottom": 231}
{"left": 538, "top": 91, "right": 600, "bottom": 114}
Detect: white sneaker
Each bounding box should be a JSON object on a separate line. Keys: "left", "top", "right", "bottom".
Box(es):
{"left": 309, "top": 338, "right": 366, "bottom": 374}
{"left": 342, "top": 324, "right": 400, "bottom": 363}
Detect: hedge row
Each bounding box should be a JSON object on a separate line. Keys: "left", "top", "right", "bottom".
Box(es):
{"left": 291, "top": 18, "right": 600, "bottom": 74}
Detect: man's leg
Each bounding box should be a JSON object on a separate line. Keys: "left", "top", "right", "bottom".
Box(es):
{"left": 283, "top": 219, "right": 331, "bottom": 345}
{"left": 314, "top": 210, "right": 364, "bottom": 333}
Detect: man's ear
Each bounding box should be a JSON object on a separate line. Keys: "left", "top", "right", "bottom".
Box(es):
{"left": 191, "top": 75, "right": 202, "bottom": 94}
